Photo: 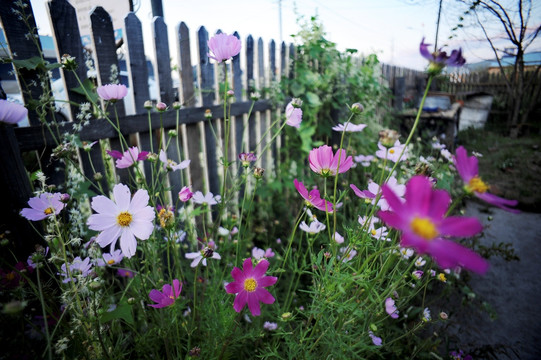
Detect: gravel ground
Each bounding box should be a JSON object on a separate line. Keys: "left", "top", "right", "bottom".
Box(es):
{"left": 445, "top": 201, "right": 541, "bottom": 359}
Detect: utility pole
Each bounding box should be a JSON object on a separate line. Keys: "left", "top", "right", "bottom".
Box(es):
{"left": 151, "top": 0, "right": 164, "bottom": 17}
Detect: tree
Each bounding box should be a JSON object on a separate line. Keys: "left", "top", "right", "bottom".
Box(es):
{"left": 457, "top": 0, "right": 541, "bottom": 137}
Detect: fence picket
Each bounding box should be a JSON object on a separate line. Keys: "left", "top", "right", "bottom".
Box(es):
{"left": 197, "top": 26, "right": 219, "bottom": 196}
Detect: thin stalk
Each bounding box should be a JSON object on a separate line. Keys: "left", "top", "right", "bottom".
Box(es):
{"left": 36, "top": 266, "right": 53, "bottom": 360}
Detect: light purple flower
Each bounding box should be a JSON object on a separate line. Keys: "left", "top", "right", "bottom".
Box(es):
{"left": 191, "top": 191, "right": 221, "bottom": 206}
{"left": 239, "top": 152, "right": 257, "bottom": 167}
{"left": 87, "top": 183, "right": 155, "bottom": 258}
{"left": 331, "top": 122, "right": 367, "bottom": 132}
{"left": 375, "top": 140, "right": 407, "bottom": 163}
{"left": 117, "top": 268, "right": 134, "bottom": 278}
{"left": 159, "top": 149, "right": 190, "bottom": 172}
{"left": 0, "top": 99, "right": 28, "bottom": 124}
{"left": 263, "top": 321, "right": 278, "bottom": 331}
{"left": 207, "top": 33, "right": 242, "bottom": 62}
{"left": 333, "top": 232, "right": 344, "bottom": 244}
{"left": 299, "top": 220, "right": 326, "bottom": 234}
{"left": 185, "top": 246, "right": 221, "bottom": 267}
{"left": 285, "top": 100, "right": 303, "bottom": 128}
{"left": 339, "top": 247, "right": 357, "bottom": 263}
{"left": 225, "top": 258, "right": 277, "bottom": 316}
{"left": 351, "top": 177, "right": 405, "bottom": 211}
{"left": 148, "top": 279, "right": 182, "bottom": 308}
{"left": 368, "top": 330, "right": 382, "bottom": 346}
{"left": 96, "top": 249, "right": 124, "bottom": 267}
{"left": 385, "top": 297, "right": 399, "bottom": 319}
{"left": 59, "top": 257, "right": 93, "bottom": 283}
{"left": 20, "top": 193, "right": 65, "bottom": 221}
{"left": 354, "top": 154, "right": 374, "bottom": 167}
{"left": 412, "top": 270, "right": 424, "bottom": 279}
{"left": 97, "top": 84, "right": 128, "bottom": 101}
{"left": 420, "top": 37, "right": 466, "bottom": 74}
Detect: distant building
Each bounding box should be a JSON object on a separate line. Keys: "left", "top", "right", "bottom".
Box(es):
{"left": 466, "top": 51, "right": 541, "bottom": 74}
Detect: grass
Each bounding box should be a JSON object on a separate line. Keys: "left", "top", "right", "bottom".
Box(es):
{"left": 456, "top": 127, "right": 541, "bottom": 213}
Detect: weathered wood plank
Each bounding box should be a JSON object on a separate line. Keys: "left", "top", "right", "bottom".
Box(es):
{"left": 177, "top": 21, "right": 203, "bottom": 193}
{"left": 257, "top": 38, "right": 267, "bottom": 170}
{"left": 246, "top": 35, "right": 257, "bottom": 154}
{"left": 15, "top": 101, "right": 273, "bottom": 151}
{"left": 0, "top": 0, "right": 47, "bottom": 126}
{"left": 232, "top": 32, "right": 244, "bottom": 159}
{"left": 124, "top": 12, "right": 153, "bottom": 181}
{"left": 268, "top": 39, "right": 278, "bottom": 174}
{"left": 153, "top": 16, "right": 181, "bottom": 199}
{"left": 48, "top": 0, "right": 108, "bottom": 194}
{"left": 198, "top": 26, "right": 219, "bottom": 196}
{"left": 90, "top": 6, "right": 130, "bottom": 184}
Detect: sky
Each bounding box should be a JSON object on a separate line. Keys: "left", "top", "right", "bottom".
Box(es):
{"left": 25, "top": 0, "right": 541, "bottom": 71}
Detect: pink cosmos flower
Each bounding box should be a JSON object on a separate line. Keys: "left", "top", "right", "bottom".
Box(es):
{"left": 299, "top": 220, "right": 326, "bottom": 234}
{"left": 294, "top": 179, "right": 333, "bottom": 213}
{"left": 285, "top": 100, "right": 303, "bottom": 128}
{"left": 148, "top": 279, "right": 182, "bottom": 308}
{"left": 207, "top": 33, "right": 242, "bottom": 62}
{"left": 375, "top": 140, "right": 407, "bottom": 163}
{"left": 20, "top": 192, "right": 65, "bottom": 221}
{"left": 117, "top": 268, "right": 134, "bottom": 278}
{"left": 225, "top": 258, "right": 277, "bottom": 316}
{"left": 178, "top": 186, "right": 193, "bottom": 202}
{"left": 454, "top": 146, "right": 519, "bottom": 213}
{"left": 97, "top": 84, "right": 128, "bottom": 101}
{"left": 309, "top": 145, "right": 353, "bottom": 177}
{"left": 159, "top": 149, "right": 190, "bottom": 171}
{"left": 107, "top": 147, "right": 148, "bottom": 169}
{"left": 87, "top": 183, "right": 155, "bottom": 258}
{"left": 385, "top": 297, "right": 399, "bottom": 319}
{"left": 239, "top": 152, "right": 257, "bottom": 167}
{"left": 351, "top": 177, "right": 405, "bottom": 211}
{"left": 378, "top": 175, "right": 489, "bottom": 274}
{"left": 331, "top": 122, "right": 367, "bottom": 132}
{"left": 0, "top": 99, "right": 28, "bottom": 124}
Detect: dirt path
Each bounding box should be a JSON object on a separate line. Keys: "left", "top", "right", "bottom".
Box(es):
{"left": 446, "top": 201, "right": 541, "bottom": 359}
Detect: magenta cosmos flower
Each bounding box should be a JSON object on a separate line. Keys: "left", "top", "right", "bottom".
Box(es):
{"left": 378, "top": 176, "right": 489, "bottom": 274}
{"left": 148, "top": 279, "right": 182, "bottom": 308}
{"left": 87, "top": 183, "right": 154, "bottom": 258}
{"left": 178, "top": 186, "right": 193, "bottom": 202}
{"left": 225, "top": 258, "right": 277, "bottom": 316}
{"left": 0, "top": 99, "right": 28, "bottom": 124}
{"left": 309, "top": 145, "right": 353, "bottom": 177}
{"left": 107, "top": 147, "right": 149, "bottom": 169}
{"left": 420, "top": 37, "right": 466, "bottom": 75}
{"left": 207, "top": 33, "right": 242, "bottom": 62}
{"left": 285, "top": 100, "right": 303, "bottom": 128}
{"left": 454, "top": 146, "right": 519, "bottom": 213}
{"left": 20, "top": 192, "right": 65, "bottom": 221}
{"left": 97, "top": 84, "right": 128, "bottom": 101}
{"left": 294, "top": 179, "right": 333, "bottom": 212}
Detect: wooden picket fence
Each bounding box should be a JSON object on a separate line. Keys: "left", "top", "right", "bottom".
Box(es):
{"left": 0, "top": 0, "right": 296, "bottom": 255}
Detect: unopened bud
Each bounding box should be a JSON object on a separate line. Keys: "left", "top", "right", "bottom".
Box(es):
{"left": 93, "top": 172, "right": 103, "bottom": 181}
{"left": 291, "top": 98, "right": 302, "bottom": 108}
{"left": 172, "top": 101, "right": 182, "bottom": 110}
{"left": 168, "top": 129, "right": 178, "bottom": 137}
{"left": 253, "top": 167, "right": 265, "bottom": 179}
{"left": 156, "top": 102, "right": 167, "bottom": 112}
{"left": 204, "top": 109, "right": 212, "bottom": 119}
{"left": 350, "top": 102, "right": 364, "bottom": 114}
{"left": 144, "top": 100, "right": 153, "bottom": 109}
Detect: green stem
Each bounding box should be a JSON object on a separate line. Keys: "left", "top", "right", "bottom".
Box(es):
{"left": 36, "top": 266, "right": 53, "bottom": 360}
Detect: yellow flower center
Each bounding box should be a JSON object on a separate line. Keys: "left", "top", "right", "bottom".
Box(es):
{"left": 6, "top": 272, "right": 15, "bottom": 281}
{"left": 244, "top": 278, "right": 257, "bottom": 292}
{"left": 371, "top": 229, "right": 377, "bottom": 236}
{"left": 467, "top": 176, "right": 489, "bottom": 193}
{"left": 389, "top": 149, "right": 395, "bottom": 154}
{"left": 107, "top": 259, "right": 115, "bottom": 265}
{"left": 410, "top": 217, "right": 439, "bottom": 240}
{"left": 43, "top": 207, "right": 54, "bottom": 215}
{"left": 117, "top": 211, "right": 133, "bottom": 227}
{"left": 438, "top": 273, "right": 447, "bottom": 282}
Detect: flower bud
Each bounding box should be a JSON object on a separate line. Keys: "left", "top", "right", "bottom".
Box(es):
{"left": 378, "top": 129, "right": 400, "bottom": 148}
{"left": 250, "top": 91, "right": 261, "bottom": 101}
{"left": 178, "top": 186, "right": 193, "bottom": 202}
{"left": 93, "top": 172, "right": 103, "bottom": 181}
{"left": 156, "top": 102, "right": 167, "bottom": 112}
{"left": 61, "top": 54, "right": 77, "bottom": 71}
{"left": 350, "top": 103, "right": 364, "bottom": 114}
{"left": 172, "top": 101, "right": 182, "bottom": 110}
{"left": 227, "top": 89, "right": 235, "bottom": 97}
{"left": 281, "top": 312, "right": 292, "bottom": 320}
{"left": 127, "top": 297, "right": 136, "bottom": 304}
{"left": 168, "top": 129, "right": 178, "bottom": 137}
{"left": 439, "top": 311, "right": 448, "bottom": 320}
{"left": 204, "top": 109, "right": 212, "bottom": 119}
{"left": 291, "top": 98, "right": 302, "bottom": 108}
{"left": 144, "top": 100, "right": 153, "bottom": 109}
{"left": 253, "top": 167, "right": 265, "bottom": 179}
{"left": 60, "top": 193, "right": 70, "bottom": 203}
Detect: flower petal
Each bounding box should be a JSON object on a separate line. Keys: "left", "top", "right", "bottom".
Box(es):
{"left": 428, "top": 238, "right": 489, "bottom": 274}
{"left": 119, "top": 228, "right": 137, "bottom": 258}
{"left": 438, "top": 216, "right": 483, "bottom": 237}
{"left": 233, "top": 291, "right": 248, "bottom": 313}
{"left": 113, "top": 184, "right": 132, "bottom": 211}
{"left": 247, "top": 293, "right": 261, "bottom": 316}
